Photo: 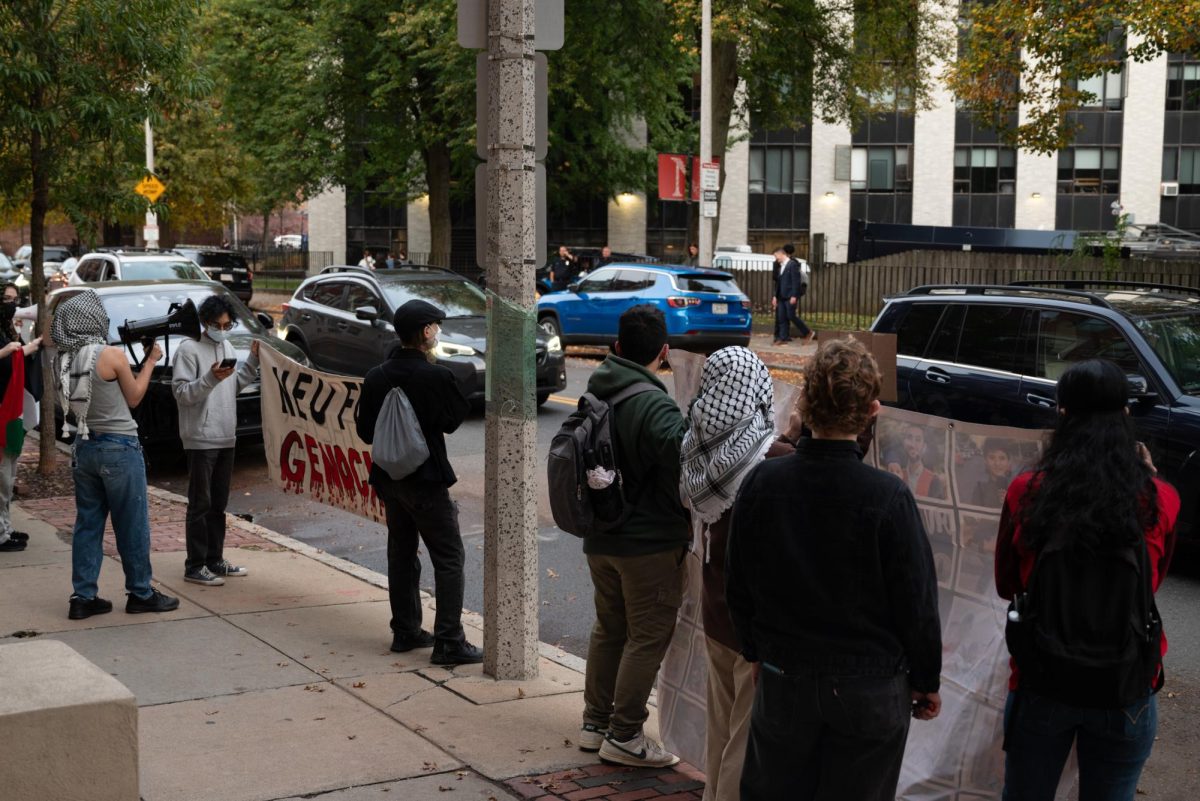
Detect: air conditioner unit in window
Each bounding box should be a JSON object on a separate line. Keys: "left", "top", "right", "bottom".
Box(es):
{"left": 1162, "top": 182, "right": 1180, "bottom": 197}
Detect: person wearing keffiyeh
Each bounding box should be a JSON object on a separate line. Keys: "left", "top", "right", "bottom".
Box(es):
{"left": 0, "top": 294, "right": 43, "bottom": 552}
{"left": 50, "top": 291, "right": 180, "bottom": 619}
{"left": 679, "top": 346, "right": 797, "bottom": 801}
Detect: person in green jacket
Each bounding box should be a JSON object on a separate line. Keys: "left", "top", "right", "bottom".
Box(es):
{"left": 578, "top": 304, "right": 690, "bottom": 768}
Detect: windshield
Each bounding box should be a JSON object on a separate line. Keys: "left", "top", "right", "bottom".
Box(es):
{"left": 674, "top": 273, "right": 741, "bottom": 294}
{"left": 380, "top": 278, "right": 487, "bottom": 318}
{"left": 120, "top": 260, "right": 206, "bottom": 281}
{"left": 83, "top": 287, "right": 264, "bottom": 343}
{"left": 1135, "top": 314, "right": 1200, "bottom": 396}
{"left": 0, "top": 253, "right": 12, "bottom": 270}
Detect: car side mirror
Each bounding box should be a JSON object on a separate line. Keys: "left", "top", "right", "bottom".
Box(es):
{"left": 256, "top": 312, "right": 274, "bottom": 329}
{"left": 567, "top": 283, "right": 580, "bottom": 294}
{"left": 355, "top": 305, "right": 379, "bottom": 322}
{"left": 1127, "top": 374, "right": 1157, "bottom": 401}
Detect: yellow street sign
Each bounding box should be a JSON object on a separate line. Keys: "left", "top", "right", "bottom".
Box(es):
{"left": 134, "top": 175, "right": 166, "bottom": 203}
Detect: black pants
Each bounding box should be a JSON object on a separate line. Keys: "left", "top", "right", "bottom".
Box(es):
{"left": 774, "top": 297, "right": 812, "bottom": 340}
{"left": 184, "top": 448, "right": 235, "bottom": 571}
{"left": 376, "top": 478, "right": 466, "bottom": 643}
{"left": 741, "top": 667, "right": 912, "bottom": 801}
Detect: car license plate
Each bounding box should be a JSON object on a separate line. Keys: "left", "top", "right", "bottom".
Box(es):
{"left": 220, "top": 273, "right": 234, "bottom": 281}
{"left": 713, "top": 303, "right": 728, "bottom": 315}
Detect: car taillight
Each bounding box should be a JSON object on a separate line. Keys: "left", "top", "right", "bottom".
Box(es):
{"left": 281, "top": 302, "right": 289, "bottom": 313}
{"left": 667, "top": 296, "right": 701, "bottom": 308}
{"left": 247, "top": 270, "right": 253, "bottom": 281}
{"left": 741, "top": 300, "right": 751, "bottom": 309}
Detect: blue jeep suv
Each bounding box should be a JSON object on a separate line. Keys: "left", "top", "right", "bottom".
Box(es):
{"left": 871, "top": 281, "right": 1200, "bottom": 544}
{"left": 536, "top": 263, "right": 752, "bottom": 352}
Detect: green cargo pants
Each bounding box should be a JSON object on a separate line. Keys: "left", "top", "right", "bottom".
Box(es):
{"left": 583, "top": 547, "right": 687, "bottom": 740}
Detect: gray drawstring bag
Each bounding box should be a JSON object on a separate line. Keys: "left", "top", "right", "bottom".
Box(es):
{"left": 372, "top": 386, "right": 430, "bottom": 480}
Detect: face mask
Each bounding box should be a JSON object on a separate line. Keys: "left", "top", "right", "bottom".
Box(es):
{"left": 207, "top": 326, "right": 231, "bottom": 343}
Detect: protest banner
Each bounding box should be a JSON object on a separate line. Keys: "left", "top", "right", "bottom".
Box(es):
{"left": 656, "top": 349, "right": 1075, "bottom": 799}
{"left": 258, "top": 345, "right": 385, "bottom": 523}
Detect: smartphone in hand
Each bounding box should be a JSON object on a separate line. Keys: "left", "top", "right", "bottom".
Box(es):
{"left": 219, "top": 357, "right": 237, "bottom": 369}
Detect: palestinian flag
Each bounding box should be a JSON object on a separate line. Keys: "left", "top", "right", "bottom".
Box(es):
{"left": 0, "top": 352, "right": 25, "bottom": 458}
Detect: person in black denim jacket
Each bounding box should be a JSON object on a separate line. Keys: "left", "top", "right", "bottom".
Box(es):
{"left": 726, "top": 338, "right": 942, "bottom": 801}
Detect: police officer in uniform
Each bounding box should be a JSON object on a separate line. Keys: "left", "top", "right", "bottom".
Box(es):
{"left": 356, "top": 299, "right": 483, "bottom": 665}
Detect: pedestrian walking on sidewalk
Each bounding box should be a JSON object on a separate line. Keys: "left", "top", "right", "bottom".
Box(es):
{"left": 996, "top": 359, "right": 1179, "bottom": 801}
{"left": 171, "top": 295, "right": 258, "bottom": 587}
{"left": 679, "top": 346, "right": 797, "bottom": 801}
{"left": 52, "top": 291, "right": 179, "bottom": 619}
{"left": 578, "top": 305, "right": 689, "bottom": 768}
{"left": 727, "top": 338, "right": 942, "bottom": 801}
{"left": 771, "top": 247, "right": 812, "bottom": 345}
{"left": 356, "top": 299, "right": 483, "bottom": 666}
{"left": 0, "top": 293, "right": 41, "bottom": 553}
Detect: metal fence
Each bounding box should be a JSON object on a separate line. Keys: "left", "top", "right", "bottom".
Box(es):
{"left": 242, "top": 248, "right": 333, "bottom": 276}
{"left": 721, "top": 250, "right": 1200, "bottom": 330}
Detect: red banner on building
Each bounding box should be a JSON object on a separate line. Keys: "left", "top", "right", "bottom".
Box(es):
{"left": 657, "top": 153, "right": 689, "bottom": 201}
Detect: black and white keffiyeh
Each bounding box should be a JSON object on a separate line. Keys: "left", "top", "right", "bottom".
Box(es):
{"left": 680, "top": 346, "right": 775, "bottom": 526}
{"left": 51, "top": 291, "right": 110, "bottom": 440}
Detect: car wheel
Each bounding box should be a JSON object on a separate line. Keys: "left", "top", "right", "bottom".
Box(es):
{"left": 285, "top": 335, "right": 310, "bottom": 358}
{"left": 538, "top": 315, "right": 560, "bottom": 340}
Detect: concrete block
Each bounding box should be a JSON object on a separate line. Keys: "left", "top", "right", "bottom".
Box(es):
{"left": 139, "top": 683, "right": 458, "bottom": 801}
{"left": 0, "top": 639, "right": 138, "bottom": 801}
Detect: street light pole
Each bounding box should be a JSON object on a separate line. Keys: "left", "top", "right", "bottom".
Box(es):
{"left": 144, "top": 118, "right": 159, "bottom": 249}
{"left": 698, "top": 0, "right": 714, "bottom": 267}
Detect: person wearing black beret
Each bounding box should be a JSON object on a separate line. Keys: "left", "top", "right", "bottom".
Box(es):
{"left": 355, "top": 300, "right": 483, "bottom": 664}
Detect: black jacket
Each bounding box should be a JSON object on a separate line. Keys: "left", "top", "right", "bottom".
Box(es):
{"left": 356, "top": 346, "right": 470, "bottom": 487}
{"left": 777, "top": 259, "right": 801, "bottom": 300}
{"left": 726, "top": 438, "right": 942, "bottom": 692}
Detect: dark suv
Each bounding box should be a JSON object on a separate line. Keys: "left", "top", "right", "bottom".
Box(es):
{"left": 173, "top": 246, "right": 253, "bottom": 302}
{"left": 279, "top": 265, "right": 568, "bottom": 405}
{"left": 871, "top": 281, "right": 1200, "bottom": 543}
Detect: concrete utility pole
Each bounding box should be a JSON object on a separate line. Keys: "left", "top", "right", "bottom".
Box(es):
{"left": 482, "top": 0, "right": 540, "bottom": 680}
{"left": 144, "top": 119, "right": 159, "bottom": 249}
{"left": 698, "top": 0, "right": 714, "bottom": 267}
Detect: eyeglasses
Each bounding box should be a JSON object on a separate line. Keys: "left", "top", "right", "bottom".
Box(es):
{"left": 208, "top": 321, "right": 236, "bottom": 331}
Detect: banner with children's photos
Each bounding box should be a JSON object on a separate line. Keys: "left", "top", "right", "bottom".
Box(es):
{"left": 656, "top": 378, "right": 1077, "bottom": 798}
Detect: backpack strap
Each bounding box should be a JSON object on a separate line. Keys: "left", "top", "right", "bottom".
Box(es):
{"left": 605, "top": 381, "right": 660, "bottom": 406}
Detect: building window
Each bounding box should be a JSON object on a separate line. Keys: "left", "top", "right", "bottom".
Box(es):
{"left": 1057, "top": 147, "right": 1120, "bottom": 194}
{"left": 953, "top": 147, "right": 1016, "bottom": 193}
{"left": 1163, "top": 147, "right": 1200, "bottom": 193}
{"left": 1075, "top": 69, "right": 1125, "bottom": 110}
{"left": 749, "top": 146, "right": 811, "bottom": 194}
{"left": 850, "top": 146, "right": 911, "bottom": 192}
{"left": 1166, "top": 62, "right": 1200, "bottom": 111}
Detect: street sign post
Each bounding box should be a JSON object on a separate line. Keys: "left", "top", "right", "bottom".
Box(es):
{"left": 701, "top": 189, "right": 719, "bottom": 218}
{"left": 134, "top": 175, "right": 165, "bottom": 204}
{"left": 700, "top": 162, "right": 720, "bottom": 191}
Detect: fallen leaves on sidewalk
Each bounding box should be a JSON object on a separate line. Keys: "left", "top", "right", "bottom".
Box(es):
{"left": 352, "top": 681, "right": 367, "bottom": 688}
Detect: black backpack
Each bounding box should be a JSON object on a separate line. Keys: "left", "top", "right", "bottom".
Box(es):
{"left": 547, "top": 382, "right": 657, "bottom": 537}
{"left": 1005, "top": 530, "right": 1163, "bottom": 709}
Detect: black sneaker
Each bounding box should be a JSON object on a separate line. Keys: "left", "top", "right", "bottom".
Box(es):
{"left": 126, "top": 588, "right": 181, "bottom": 614}
{"left": 68, "top": 595, "right": 113, "bottom": 620}
{"left": 390, "top": 630, "right": 436, "bottom": 653}
{"left": 0, "top": 537, "right": 26, "bottom": 552}
{"left": 7, "top": 531, "right": 29, "bottom": 543}
{"left": 431, "top": 639, "right": 484, "bottom": 666}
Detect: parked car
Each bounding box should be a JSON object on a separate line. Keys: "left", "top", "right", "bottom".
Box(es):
{"left": 41, "top": 281, "right": 305, "bottom": 451}
{"left": 173, "top": 245, "right": 254, "bottom": 302}
{"left": 274, "top": 234, "right": 304, "bottom": 250}
{"left": 2, "top": 252, "right": 67, "bottom": 302}
{"left": 870, "top": 280, "right": 1200, "bottom": 543}
{"left": 0, "top": 252, "right": 22, "bottom": 291}
{"left": 535, "top": 247, "right": 657, "bottom": 295}
{"left": 69, "top": 249, "right": 208, "bottom": 286}
{"left": 13, "top": 244, "right": 72, "bottom": 270}
{"left": 536, "top": 263, "right": 752, "bottom": 352}
{"left": 279, "top": 265, "right": 568, "bottom": 405}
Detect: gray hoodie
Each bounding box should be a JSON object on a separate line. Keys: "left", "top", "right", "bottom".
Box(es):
{"left": 171, "top": 334, "right": 259, "bottom": 450}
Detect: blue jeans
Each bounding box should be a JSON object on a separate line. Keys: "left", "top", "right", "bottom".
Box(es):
{"left": 71, "top": 434, "right": 155, "bottom": 601}
{"left": 1003, "top": 690, "right": 1157, "bottom": 801}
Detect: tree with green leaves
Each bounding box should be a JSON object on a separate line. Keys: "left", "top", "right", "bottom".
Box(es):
{"left": 950, "top": 0, "right": 1200, "bottom": 153}
{"left": 0, "top": 0, "right": 207, "bottom": 472}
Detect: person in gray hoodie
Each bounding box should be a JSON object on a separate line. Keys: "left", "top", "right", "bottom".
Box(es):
{"left": 172, "top": 295, "right": 259, "bottom": 586}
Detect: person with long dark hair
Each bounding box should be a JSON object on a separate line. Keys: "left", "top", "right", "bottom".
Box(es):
{"left": 996, "top": 359, "right": 1180, "bottom": 801}
{"left": 0, "top": 293, "right": 41, "bottom": 552}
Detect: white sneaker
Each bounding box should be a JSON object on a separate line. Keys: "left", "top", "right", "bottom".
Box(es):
{"left": 598, "top": 732, "right": 680, "bottom": 768}
{"left": 578, "top": 723, "right": 606, "bottom": 752}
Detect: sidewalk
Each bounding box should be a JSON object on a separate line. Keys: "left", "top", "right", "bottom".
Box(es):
{"left": 1, "top": 486, "right": 703, "bottom": 801}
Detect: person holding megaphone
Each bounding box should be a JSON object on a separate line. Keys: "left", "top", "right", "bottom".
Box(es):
{"left": 172, "top": 295, "right": 260, "bottom": 587}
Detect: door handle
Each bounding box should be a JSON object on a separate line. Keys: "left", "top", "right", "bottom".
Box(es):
{"left": 923, "top": 367, "right": 951, "bottom": 385}
{"left": 299, "top": 313, "right": 312, "bottom": 322}
{"left": 335, "top": 321, "right": 349, "bottom": 329}
{"left": 1026, "top": 393, "right": 1056, "bottom": 408}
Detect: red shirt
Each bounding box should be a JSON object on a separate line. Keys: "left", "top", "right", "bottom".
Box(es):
{"left": 994, "top": 471, "right": 1180, "bottom": 691}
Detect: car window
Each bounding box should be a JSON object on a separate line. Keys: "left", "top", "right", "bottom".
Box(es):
{"left": 893, "top": 303, "right": 945, "bottom": 357}
{"left": 1034, "top": 310, "right": 1141, "bottom": 381}
{"left": 99, "top": 287, "right": 264, "bottom": 343}
{"left": 926, "top": 305, "right": 965, "bottom": 362}
{"left": 1135, "top": 315, "right": 1200, "bottom": 396}
{"left": 380, "top": 278, "right": 487, "bottom": 318}
{"left": 75, "top": 259, "right": 104, "bottom": 283}
{"left": 956, "top": 305, "right": 1029, "bottom": 374}
{"left": 191, "top": 253, "right": 248, "bottom": 271}
{"left": 345, "top": 283, "right": 381, "bottom": 312}
{"left": 675, "top": 273, "right": 740, "bottom": 293}
{"left": 307, "top": 281, "right": 347, "bottom": 308}
{"left": 612, "top": 270, "right": 655, "bottom": 292}
{"left": 119, "top": 260, "right": 206, "bottom": 281}
{"left": 576, "top": 270, "right": 617, "bottom": 294}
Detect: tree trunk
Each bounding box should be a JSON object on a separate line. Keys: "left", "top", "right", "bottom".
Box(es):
{"left": 424, "top": 142, "right": 452, "bottom": 267}
{"left": 260, "top": 210, "right": 271, "bottom": 254}
{"left": 30, "top": 122, "right": 56, "bottom": 475}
